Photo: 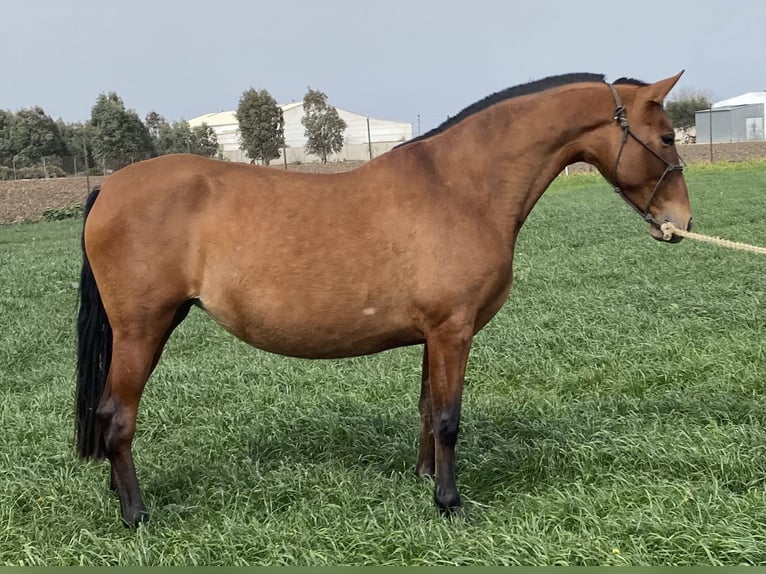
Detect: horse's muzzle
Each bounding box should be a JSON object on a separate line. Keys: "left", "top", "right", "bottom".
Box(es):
{"left": 649, "top": 217, "right": 692, "bottom": 243}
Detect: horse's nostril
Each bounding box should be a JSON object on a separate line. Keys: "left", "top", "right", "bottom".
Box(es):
{"left": 687, "top": 217, "right": 693, "bottom": 232}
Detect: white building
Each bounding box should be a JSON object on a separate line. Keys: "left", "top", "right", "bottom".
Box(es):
{"left": 694, "top": 92, "right": 766, "bottom": 143}
{"left": 712, "top": 92, "right": 766, "bottom": 110}
{"left": 188, "top": 104, "right": 412, "bottom": 164}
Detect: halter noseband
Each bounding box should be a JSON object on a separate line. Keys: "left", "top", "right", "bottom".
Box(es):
{"left": 608, "top": 83, "right": 684, "bottom": 227}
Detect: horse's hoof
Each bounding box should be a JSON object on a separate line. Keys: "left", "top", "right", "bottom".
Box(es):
{"left": 434, "top": 487, "right": 462, "bottom": 515}
{"left": 121, "top": 509, "right": 150, "bottom": 528}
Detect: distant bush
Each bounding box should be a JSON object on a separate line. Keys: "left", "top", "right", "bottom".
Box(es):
{"left": 42, "top": 203, "right": 83, "bottom": 221}
{"left": 665, "top": 91, "right": 712, "bottom": 129}
{"left": 0, "top": 165, "right": 67, "bottom": 180}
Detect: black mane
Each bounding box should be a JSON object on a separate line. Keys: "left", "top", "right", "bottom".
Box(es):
{"left": 613, "top": 77, "right": 649, "bottom": 87}
{"left": 397, "top": 72, "right": 644, "bottom": 148}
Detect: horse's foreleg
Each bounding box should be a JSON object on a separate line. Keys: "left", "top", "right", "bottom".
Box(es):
{"left": 416, "top": 344, "right": 435, "bottom": 477}
{"left": 425, "top": 319, "right": 473, "bottom": 513}
{"left": 109, "top": 466, "right": 118, "bottom": 493}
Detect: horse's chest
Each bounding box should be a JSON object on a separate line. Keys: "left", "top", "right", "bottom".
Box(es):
{"left": 474, "top": 266, "right": 514, "bottom": 331}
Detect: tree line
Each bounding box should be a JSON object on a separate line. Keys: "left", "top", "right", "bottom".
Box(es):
{"left": 0, "top": 93, "right": 218, "bottom": 177}
{"left": 0, "top": 85, "right": 347, "bottom": 178}
{"left": 2, "top": 83, "right": 705, "bottom": 179}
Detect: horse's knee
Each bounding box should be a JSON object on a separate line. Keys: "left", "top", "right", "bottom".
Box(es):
{"left": 434, "top": 406, "right": 460, "bottom": 448}
{"left": 96, "top": 399, "right": 132, "bottom": 454}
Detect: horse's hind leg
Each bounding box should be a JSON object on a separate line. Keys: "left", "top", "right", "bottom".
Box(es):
{"left": 97, "top": 333, "right": 156, "bottom": 525}
{"left": 416, "top": 344, "right": 436, "bottom": 477}
{"left": 98, "top": 303, "right": 191, "bottom": 526}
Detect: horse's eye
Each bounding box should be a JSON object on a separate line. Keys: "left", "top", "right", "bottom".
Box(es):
{"left": 661, "top": 134, "right": 675, "bottom": 146}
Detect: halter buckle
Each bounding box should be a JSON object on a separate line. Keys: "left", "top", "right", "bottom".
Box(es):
{"left": 614, "top": 106, "right": 629, "bottom": 129}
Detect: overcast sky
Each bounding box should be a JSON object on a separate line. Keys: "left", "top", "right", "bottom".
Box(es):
{"left": 3, "top": 0, "right": 764, "bottom": 132}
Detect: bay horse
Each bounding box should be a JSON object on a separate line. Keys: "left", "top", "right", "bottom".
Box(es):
{"left": 76, "top": 72, "right": 692, "bottom": 526}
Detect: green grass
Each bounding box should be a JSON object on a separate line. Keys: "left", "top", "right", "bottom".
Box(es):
{"left": 1, "top": 162, "right": 765, "bottom": 565}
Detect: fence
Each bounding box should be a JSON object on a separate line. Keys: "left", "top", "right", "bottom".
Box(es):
{"left": 3, "top": 138, "right": 766, "bottom": 182}
{"left": 258, "top": 142, "right": 405, "bottom": 166}
{"left": 0, "top": 111, "right": 455, "bottom": 179}
{"left": 562, "top": 140, "right": 766, "bottom": 175}
{"left": 0, "top": 152, "right": 157, "bottom": 181}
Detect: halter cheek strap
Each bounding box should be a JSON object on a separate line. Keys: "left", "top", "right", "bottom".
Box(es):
{"left": 608, "top": 83, "right": 685, "bottom": 227}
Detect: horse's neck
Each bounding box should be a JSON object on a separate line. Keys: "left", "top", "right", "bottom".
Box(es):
{"left": 429, "top": 85, "right": 612, "bottom": 239}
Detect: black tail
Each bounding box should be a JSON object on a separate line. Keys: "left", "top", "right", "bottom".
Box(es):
{"left": 76, "top": 186, "right": 111, "bottom": 460}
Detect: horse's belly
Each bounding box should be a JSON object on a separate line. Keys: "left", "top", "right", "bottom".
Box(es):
{"left": 199, "top": 295, "right": 423, "bottom": 359}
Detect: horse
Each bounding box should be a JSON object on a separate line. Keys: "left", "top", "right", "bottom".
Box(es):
{"left": 76, "top": 72, "right": 692, "bottom": 526}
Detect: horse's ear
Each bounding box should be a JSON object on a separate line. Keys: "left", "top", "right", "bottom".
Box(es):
{"left": 643, "top": 71, "right": 685, "bottom": 104}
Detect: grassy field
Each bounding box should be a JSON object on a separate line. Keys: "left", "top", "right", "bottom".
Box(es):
{"left": 1, "top": 162, "right": 765, "bottom": 565}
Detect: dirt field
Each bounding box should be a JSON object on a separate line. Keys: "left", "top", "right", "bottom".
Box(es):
{"left": 677, "top": 140, "right": 766, "bottom": 163}
{"left": 1, "top": 142, "right": 764, "bottom": 224}
{"left": 0, "top": 176, "right": 105, "bottom": 224}
{"left": 0, "top": 162, "right": 365, "bottom": 224}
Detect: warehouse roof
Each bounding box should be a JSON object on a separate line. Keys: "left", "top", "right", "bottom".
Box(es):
{"left": 712, "top": 92, "right": 766, "bottom": 109}
{"left": 188, "top": 103, "right": 303, "bottom": 128}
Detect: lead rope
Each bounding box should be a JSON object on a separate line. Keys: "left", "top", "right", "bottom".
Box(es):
{"left": 660, "top": 222, "right": 766, "bottom": 255}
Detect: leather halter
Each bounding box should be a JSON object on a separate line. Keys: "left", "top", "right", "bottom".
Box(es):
{"left": 608, "top": 83, "right": 684, "bottom": 227}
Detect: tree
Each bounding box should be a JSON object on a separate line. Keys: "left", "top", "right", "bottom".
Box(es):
{"left": 90, "top": 92, "right": 155, "bottom": 170}
{"left": 156, "top": 121, "right": 189, "bottom": 155}
{"left": 665, "top": 89, "right": 712, "bottom": 129}
{"left": 58, "top": 120, "right": 96, "bottom": 173}
{"left": 8, "top": 107, "right": 67, "bottom": 167}
{"left": 145, "top": 111, "right": 167, "bottom": 140}
{"left": 189, "top": 123, "right": 218, "bottom": 157}
{"left": 122, "top": 111, "right": 154, "bottom": 158}
{"left": 236, "top": 88, "right": 284, "bottom": 165}
{"left": 154, "top": 120, "right": 218, "bottom": 157}
{"left": 0, "top": 110, "right": 14, "bottom": 166}
{"left": 301, "top": 88, "right": 346, "bottom": 163}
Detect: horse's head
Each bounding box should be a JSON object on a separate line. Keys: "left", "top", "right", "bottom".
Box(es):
{"left": 595, "top": 72, "right": 692, "bottom": 242}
